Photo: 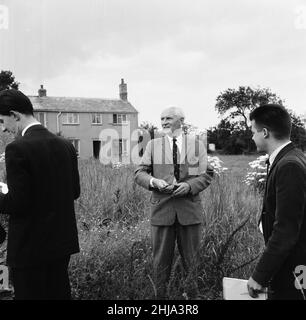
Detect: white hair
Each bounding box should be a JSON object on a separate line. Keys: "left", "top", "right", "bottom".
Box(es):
{"left": 162, "top": 106, "right": 185, "bottom": 120}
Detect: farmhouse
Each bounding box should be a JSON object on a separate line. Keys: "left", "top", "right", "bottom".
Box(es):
{"left": 29, "top": 79, "right": 140, "bottom": 162}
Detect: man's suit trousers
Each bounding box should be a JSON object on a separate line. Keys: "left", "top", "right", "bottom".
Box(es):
{"left": 10, "top": 255, "right": 71, "bottom": 300}
{"left": 151, "top": 219, "right": 202, "bottom": 298}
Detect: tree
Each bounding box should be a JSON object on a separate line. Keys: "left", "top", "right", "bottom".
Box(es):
{"left": 0, "top": 70, "right": 18, "bottom": 155}
{"left": 289, "top": 110, "right": 306, "bottom": 151}
{"left": 0, "top": 70, "right": 19, "bottom": 91}
{"left": 140, "top": 122, "right": 157, "bottom": 140}
{"left": 214, "top": 86, "right": 306, "bottom": 153}
{"left": 215, "top": 86, "right": 283, "bottom": 131}
{"left": 182, "top": 122, "right": 199, "bottom": 135}
{"left": 207, "top": 120, "right": 255, "bottom": 154}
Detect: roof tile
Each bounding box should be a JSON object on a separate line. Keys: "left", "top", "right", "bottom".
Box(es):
{"left": 29, "top": 96, "right": 138, "bottom": 113}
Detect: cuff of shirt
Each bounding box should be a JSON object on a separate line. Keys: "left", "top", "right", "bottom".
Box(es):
{"left": 150, "top": 178, "right": 154, "bottom": 188}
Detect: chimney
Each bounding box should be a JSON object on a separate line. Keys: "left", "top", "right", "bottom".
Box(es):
{"left": 38, "top": 84, "right": 47, "bottom": 97}
{"left": 119, "top": 78, "right": 127, "bottom": 101}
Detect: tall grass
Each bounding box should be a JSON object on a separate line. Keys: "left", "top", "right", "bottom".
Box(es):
{"left": 70, "top": 159, "right": 264, "bottom": 300}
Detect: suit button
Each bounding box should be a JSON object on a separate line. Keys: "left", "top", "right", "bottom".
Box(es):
{"left": 262, "top": 211, "right": 266, "bottom": 215}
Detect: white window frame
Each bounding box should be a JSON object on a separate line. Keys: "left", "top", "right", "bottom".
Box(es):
{"left": 62, "top": 113, "right": 79, "bottom": 125}
{"left": 91, "top": 113, "right": 103, "bottom": 125}
{"left": 113, "top": 113, "right": 128, "bottom": 124}
{"left": 37, "top": 112, "right": 47, "bottom": 127}
{"left": 122, "top": 138, "right": 128, "bottom": 154}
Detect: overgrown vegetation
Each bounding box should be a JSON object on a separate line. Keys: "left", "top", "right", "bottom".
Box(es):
{"left": 69, "top": 158, "right": 264, "bottom": 300}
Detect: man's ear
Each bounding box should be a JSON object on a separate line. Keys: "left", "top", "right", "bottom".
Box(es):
{"left": 262, "top": 127, "right": 269, "bottom": 139}
{"left": 9, "top": 111, "right": 21, "bottom": 121}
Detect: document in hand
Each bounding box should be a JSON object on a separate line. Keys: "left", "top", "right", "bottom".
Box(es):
{"left": 223, "top": 277, "right": 267, "bottom": 300}
{"left": 0, "top": 182, "right": 8, "bottom": 194}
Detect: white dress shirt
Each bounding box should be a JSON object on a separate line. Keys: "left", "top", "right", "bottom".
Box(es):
{"left": 166, "top": 134, "right": 183, "bottom": 154}
{"left": 150, "top": 133, "right": 183, "bottom": 187}
{"left": 268, "top": 141, "right": 291, "bottom": 168}
{"left": 22, "top": 121, "right": 41, "bottom": 136}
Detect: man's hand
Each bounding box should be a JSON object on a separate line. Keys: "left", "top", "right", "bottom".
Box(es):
{"left": 172, "top": 182, "right": 191, "bottom": 197}
{"left": 152, "top": 178, "right": 171, "bottom": 192}
{"left": 247, "top": 277, "right": 264, "bottom": 298}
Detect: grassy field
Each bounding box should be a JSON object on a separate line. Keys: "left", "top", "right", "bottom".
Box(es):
{"left": 0, "top": 154, "right": 264, "bottom": 300}
{"left": 217, "top": 154, "right": 259, "bottom": 177}
{"left": 68, "top": 155, "right": 264, "bottom": 300}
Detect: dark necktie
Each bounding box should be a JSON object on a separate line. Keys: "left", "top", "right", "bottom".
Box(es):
{"left": 173, "top": 137, "right": 180, "bottom": 181}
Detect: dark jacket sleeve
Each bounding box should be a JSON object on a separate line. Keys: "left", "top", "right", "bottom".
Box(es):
{"left": 252, "top": 161, "right": 306, "bottom": 285}
{"left": 0, "top": 143, "right": 32, "bottom": 215}
{"left": 68, "top": 141, "right": 80, "bottom": 200}
{"left": 134, "top": 139, "right": 154, "bottom": 191}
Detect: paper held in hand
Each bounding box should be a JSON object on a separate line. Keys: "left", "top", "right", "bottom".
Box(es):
{"left": 0, "top": 182, "right": 8, "bottom": 194}
{"left": 223, "top": 277, "right": 267, "bottom": 300}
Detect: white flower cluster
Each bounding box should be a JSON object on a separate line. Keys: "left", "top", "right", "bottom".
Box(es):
{"left": 0, "top": 152, "right": 4, "bottom": 163}
{"left": 244, "top": 154, "right": 269, "bottom": 189}
{"left": 112, "top": 162, "right": 128, "bottom": 169}
{"left": 207, "top": 156, "right": 228, "bottom": 175}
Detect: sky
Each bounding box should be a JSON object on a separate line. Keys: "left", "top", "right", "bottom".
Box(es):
{"left": 1, "top": 0, "right": 306, "bottom": 130}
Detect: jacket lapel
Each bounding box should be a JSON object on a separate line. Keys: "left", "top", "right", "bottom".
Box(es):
{"left": 267, "top": 142, "right": 295, "bottom": 178}
{"left": 163, "top": 135, "right": 173, "bottom": 164}
{"left": 260, "top": 142, "right": 295, "bottom": 232}
{"left": 179, "top": 134, "right": 188, "bottom": 164}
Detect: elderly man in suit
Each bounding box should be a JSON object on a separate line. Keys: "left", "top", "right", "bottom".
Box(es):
{"left": 0, "top": 89, "right": 80, "bottom": 300}
{"left": 135, "top": 107, "right": 213, "bottom": 299}
{"left": 247, "top": 104, "right": 306, "bottom": 300}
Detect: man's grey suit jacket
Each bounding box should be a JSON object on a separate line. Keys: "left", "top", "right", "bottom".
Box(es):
{"left": 135, "top": 134, "right": 214, "bottom": 226}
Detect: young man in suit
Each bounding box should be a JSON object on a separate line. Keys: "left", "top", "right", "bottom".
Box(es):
{"left": 0, "top": 89, "right": 80, "bottom": 300}
{"left": 135, "top": 107, "right": 213, "bottom": 299}
{"left": 248, "top": 104, "right": 306, "bottom": 300}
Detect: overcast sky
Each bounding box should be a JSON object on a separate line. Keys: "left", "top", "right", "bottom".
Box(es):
{"left": 1, "top": 0, "right": 306, "bottom": 129}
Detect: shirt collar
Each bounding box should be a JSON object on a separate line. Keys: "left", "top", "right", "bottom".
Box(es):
{"left": 269, "top": 141, "right": 291, "bottom": 167}
{"left": 22, "top": 121, "right": 41, "bottom": 136}
{"left": 167, "top": 133, "right": 183, "bottom": 143}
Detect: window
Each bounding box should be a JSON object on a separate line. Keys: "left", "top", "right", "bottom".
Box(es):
{"left": 113, "top": 113, "right": 127, "bottom": 124}
{"left": 62, "top": 113, "right": 79, "bottom": 125}
{"left": 68, "top": 139, "right": 80, "bottom": 157}
{"left": 37, "top": 112, "right": 47, "bottom": 127}
{"left": 112, "top": 139, "right": 128, "bottom": 154}
{"left": 92, "top": 113, "right": 102, "bottom": 125}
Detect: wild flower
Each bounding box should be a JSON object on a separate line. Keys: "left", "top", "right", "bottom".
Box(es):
{"left": 0, "top": 153, "right": 5, "bottom": 163}
{"left": 112, "top": 162, "right": 127, "bottom": 169}
{"left": 208, "top": 156, "right": 228, "bottom": 176}
{"left": 244, "top": 154, "right": 269, "bottom": 191}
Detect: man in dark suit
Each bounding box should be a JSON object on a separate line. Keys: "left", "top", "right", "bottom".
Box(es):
{"left": 135, "top": 107, "right": 213, "bottom": 299}
{"left": 0, "top": 223, "right": 5, "bottom": 244}
{"left": 0, "top": 89, "right": 80, "bottom": 300}
{"left": 248, "top": 104, "right": 306, "bottom": 300}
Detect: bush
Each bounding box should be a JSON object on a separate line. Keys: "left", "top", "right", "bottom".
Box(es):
{"left": 244, "top": 155, "right": 268, "bottom": 192}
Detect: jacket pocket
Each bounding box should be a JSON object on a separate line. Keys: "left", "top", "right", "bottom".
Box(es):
{"left": 191, "top": 194, "right": 201, "bottom": 202}
{"left": 149, "top": 194, "right": 161, "bottom": 205}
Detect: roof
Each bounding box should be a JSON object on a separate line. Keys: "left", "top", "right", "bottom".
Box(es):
{"left": 29, "top": 96, "right": 138, "bottom": 114}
